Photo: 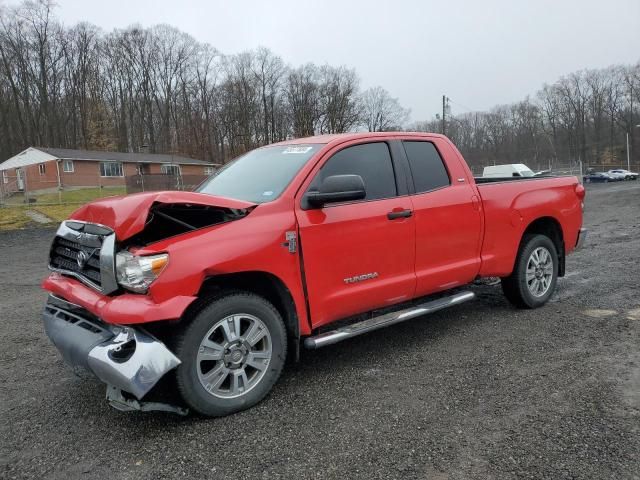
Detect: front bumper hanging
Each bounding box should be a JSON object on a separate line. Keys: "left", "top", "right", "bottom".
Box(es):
{"left": 43, "top": 294, "right": 182, "bottom": 405}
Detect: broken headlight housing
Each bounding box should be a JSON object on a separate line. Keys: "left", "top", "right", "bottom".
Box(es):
{"left": 115, "top": 251, "right": 169, "bottom": 293}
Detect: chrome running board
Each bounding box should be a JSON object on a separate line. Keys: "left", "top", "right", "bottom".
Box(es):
{"left": 304, "top": 291, "right": 475, "bottom": 349}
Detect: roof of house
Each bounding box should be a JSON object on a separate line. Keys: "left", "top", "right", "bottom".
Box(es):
{"left": 0, "top": 147, "right": 218, "bottom": 171}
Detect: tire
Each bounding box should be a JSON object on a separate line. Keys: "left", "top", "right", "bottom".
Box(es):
{"left": 501, "top": 234, "right": 559, "bottom": 309}
{"left": 585, "top": 178, "right": 591, "bottom": 183}
{"left": 174, "top": 292, "right": 287, "bottom": 417}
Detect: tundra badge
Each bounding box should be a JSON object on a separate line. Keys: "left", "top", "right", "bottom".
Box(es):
{"left": 344, "top": 272, "right": 379, "bottom": 284}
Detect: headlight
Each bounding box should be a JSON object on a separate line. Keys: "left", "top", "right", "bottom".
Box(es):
{"left": 115, "top": 251, "right": 169, "bottom": 293}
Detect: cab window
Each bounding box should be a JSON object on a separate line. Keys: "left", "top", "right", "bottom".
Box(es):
{"left": 402, "top": 141, "right": 450, "bottom": 193}
{"left": 313, "top": 142, "right": 397, "bottom": 201}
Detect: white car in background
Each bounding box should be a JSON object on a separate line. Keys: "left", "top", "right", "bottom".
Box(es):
{"left": 482, "top": 164, "right": 535, "bottom": 178}
{"left": 608, "top": 169, "right": 638, "bottom": 180}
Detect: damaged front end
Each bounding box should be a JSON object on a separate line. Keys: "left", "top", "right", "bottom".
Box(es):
{"left": 43, "top": 192, "right": 258, "bottom": 414}
{"left": 67, "top": 190, "right": 256, "bottom": 241}
{"left": 127, "top": 202, "right": 251, "bottom": 246}
{"left": 43, "top": 294, "right": 186, "bottom": 415}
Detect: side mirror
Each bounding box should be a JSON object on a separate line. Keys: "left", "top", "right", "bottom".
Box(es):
{"left": 306, "top": 174, "right": 366, "bottom": 207}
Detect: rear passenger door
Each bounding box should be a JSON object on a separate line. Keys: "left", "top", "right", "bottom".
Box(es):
{"left": 295, "top": 141, "right": 416, "bottom": 329}
{"left": 401, "top": 140, "right": 482, "bottom": 296}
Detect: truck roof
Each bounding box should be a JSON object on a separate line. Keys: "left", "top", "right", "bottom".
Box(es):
{"left": 272, "top": 131, "right": 445, "bottom": 147}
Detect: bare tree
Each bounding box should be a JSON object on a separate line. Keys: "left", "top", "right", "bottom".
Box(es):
{"left": 252, "top": 47, "right": 285, "bottom": 144}
{"left": 284, "top": 64, "right": 320, "bottom": 138}
{"left": 317, "top": 66, "right": 362, "bottom": 134}
{"left": 361, "top": 86, "right": 409, "bottom": 132}
{"left": 412, "top": 63, "right": 640, "bottom": 171}
{"left": 0, "top": 0, "right": 636, "bottom": 172}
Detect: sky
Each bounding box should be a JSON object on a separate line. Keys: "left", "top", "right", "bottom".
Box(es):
{"left": 47, "top": 0, "right": 640, "bottom": 122}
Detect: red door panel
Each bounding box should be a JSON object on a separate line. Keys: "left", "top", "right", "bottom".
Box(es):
{"left": 297, "top": 198, "right": 416, "bottom": 328}
{"left": 399, "top": 137, "right": 483, "bottom": 297}
{"left": 412, "top": 185, "right": 482, "bottom": 296}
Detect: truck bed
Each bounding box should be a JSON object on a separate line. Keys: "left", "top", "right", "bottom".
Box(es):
{"left": 474, "top": 174, "right": 562, "bottom": 184}
{"left": 474, "top": 175, "right": 583, "bottom": 277}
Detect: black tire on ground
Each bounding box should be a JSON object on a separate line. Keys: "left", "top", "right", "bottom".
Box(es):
{"left": 174, "top": 292, "right": 287, "bottom": 417}
{"left": 501, "top": 234, "right": 559, "bottom": 309}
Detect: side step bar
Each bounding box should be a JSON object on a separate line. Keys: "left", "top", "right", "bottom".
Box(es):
{"left": 304, "top": 291, "right": 475, "bottom": 349}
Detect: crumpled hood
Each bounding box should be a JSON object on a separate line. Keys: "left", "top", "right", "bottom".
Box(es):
{"left": 69, "top": 191, "right": 256, "bottom": 240}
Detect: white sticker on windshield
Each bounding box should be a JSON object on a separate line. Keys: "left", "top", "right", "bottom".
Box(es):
{"left": 283, "top": 146, "right": 313, "bottom": 154}
{"left": 263, "top": 191, "right": 274, "bottom": 197}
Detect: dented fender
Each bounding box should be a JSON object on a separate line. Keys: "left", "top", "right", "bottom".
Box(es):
{"left": 45, "top": 193, "right": 312, "bottom": 335}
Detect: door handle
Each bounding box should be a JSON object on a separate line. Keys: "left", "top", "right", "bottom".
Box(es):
{"left": 387, "top": 209, "right": 413, "bottom": 220}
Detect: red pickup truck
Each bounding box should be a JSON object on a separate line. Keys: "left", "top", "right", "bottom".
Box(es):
{"left": 42, "top": 132, "right": 586, "bottom": 416}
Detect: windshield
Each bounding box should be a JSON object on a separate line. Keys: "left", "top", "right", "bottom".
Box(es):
{"left": 197, "top": 144, "right": 324, "bottom": 203}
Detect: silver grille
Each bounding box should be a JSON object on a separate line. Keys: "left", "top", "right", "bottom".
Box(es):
{"left": 49, "top": 221, "right": 118, "bottom": 294}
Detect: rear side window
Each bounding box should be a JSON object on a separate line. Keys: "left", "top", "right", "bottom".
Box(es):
{"left": 402, "top": 141, "right": 450, "bottom": 193}
{"left": 316, "top": 142, "right": 397, "bottom": 201}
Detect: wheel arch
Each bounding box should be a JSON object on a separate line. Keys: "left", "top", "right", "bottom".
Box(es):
{"left": 195, "top": 271, "right": 301, "bottom": 360}
{"left": 521, "top": 216, "right": 565, "bottom": 277}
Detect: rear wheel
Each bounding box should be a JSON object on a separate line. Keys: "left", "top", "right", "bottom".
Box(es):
{"left": 174, "top": 292, "right": 287, "bottom": 417}
{"left": 501, "top": 234, "right": 558, "bottom": 309}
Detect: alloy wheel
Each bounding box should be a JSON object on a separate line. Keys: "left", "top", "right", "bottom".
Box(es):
{"left": 196, "top": 313, "right": 272, "bottom": 399}
{"left": 525, "top": 246, "right": 554, "bottom": 297}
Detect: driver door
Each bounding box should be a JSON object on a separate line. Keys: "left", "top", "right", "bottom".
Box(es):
{"left": 295, "top": 141, "right": 416, "bottom": 329}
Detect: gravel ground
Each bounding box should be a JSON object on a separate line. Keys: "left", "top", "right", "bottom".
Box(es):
{"left": 1, "top": 181, "right": 639, "bottom": 480}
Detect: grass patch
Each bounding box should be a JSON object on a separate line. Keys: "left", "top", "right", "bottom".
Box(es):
{"left": 0, "top": 206, "right": 31, "bottom": 230}
{"left": 34, "top": 205, "right": 79, "bottom": 222}
{"left": 0, "top": 204, "right": 78, "bottom": 230}
{"left": 4, "top": 186, "right": 126, "bottom": 206}
{"left": 0, "top": 187, "right": 123, "bottom": 230}
{"left": 1, "top": 186, "right": 128, "bottom": 230}
{"left": 0, "top": 187, "right": 126, "bottom": 230}
{"left": 32, "top": 186, "right": 126, "bottom": 204}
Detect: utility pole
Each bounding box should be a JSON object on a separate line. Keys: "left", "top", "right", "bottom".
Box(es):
{"left": 627, "top": 131, "right": 631, "bottom": 171}
{"left": 628, "top": 125, "right": 640, "bottom": 171}
{"left": 629, "top": 82, "right": 633, "bottom": 171}
{"left": 442, "top": 95, "right": 447, "bottom": 136}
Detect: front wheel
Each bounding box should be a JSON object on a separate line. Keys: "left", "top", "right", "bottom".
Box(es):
{"left": 501, "top": 234, "right": 558, "bottom": 309}
{"left": 174, "top": 292, "right": 287, "bottom": 417}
